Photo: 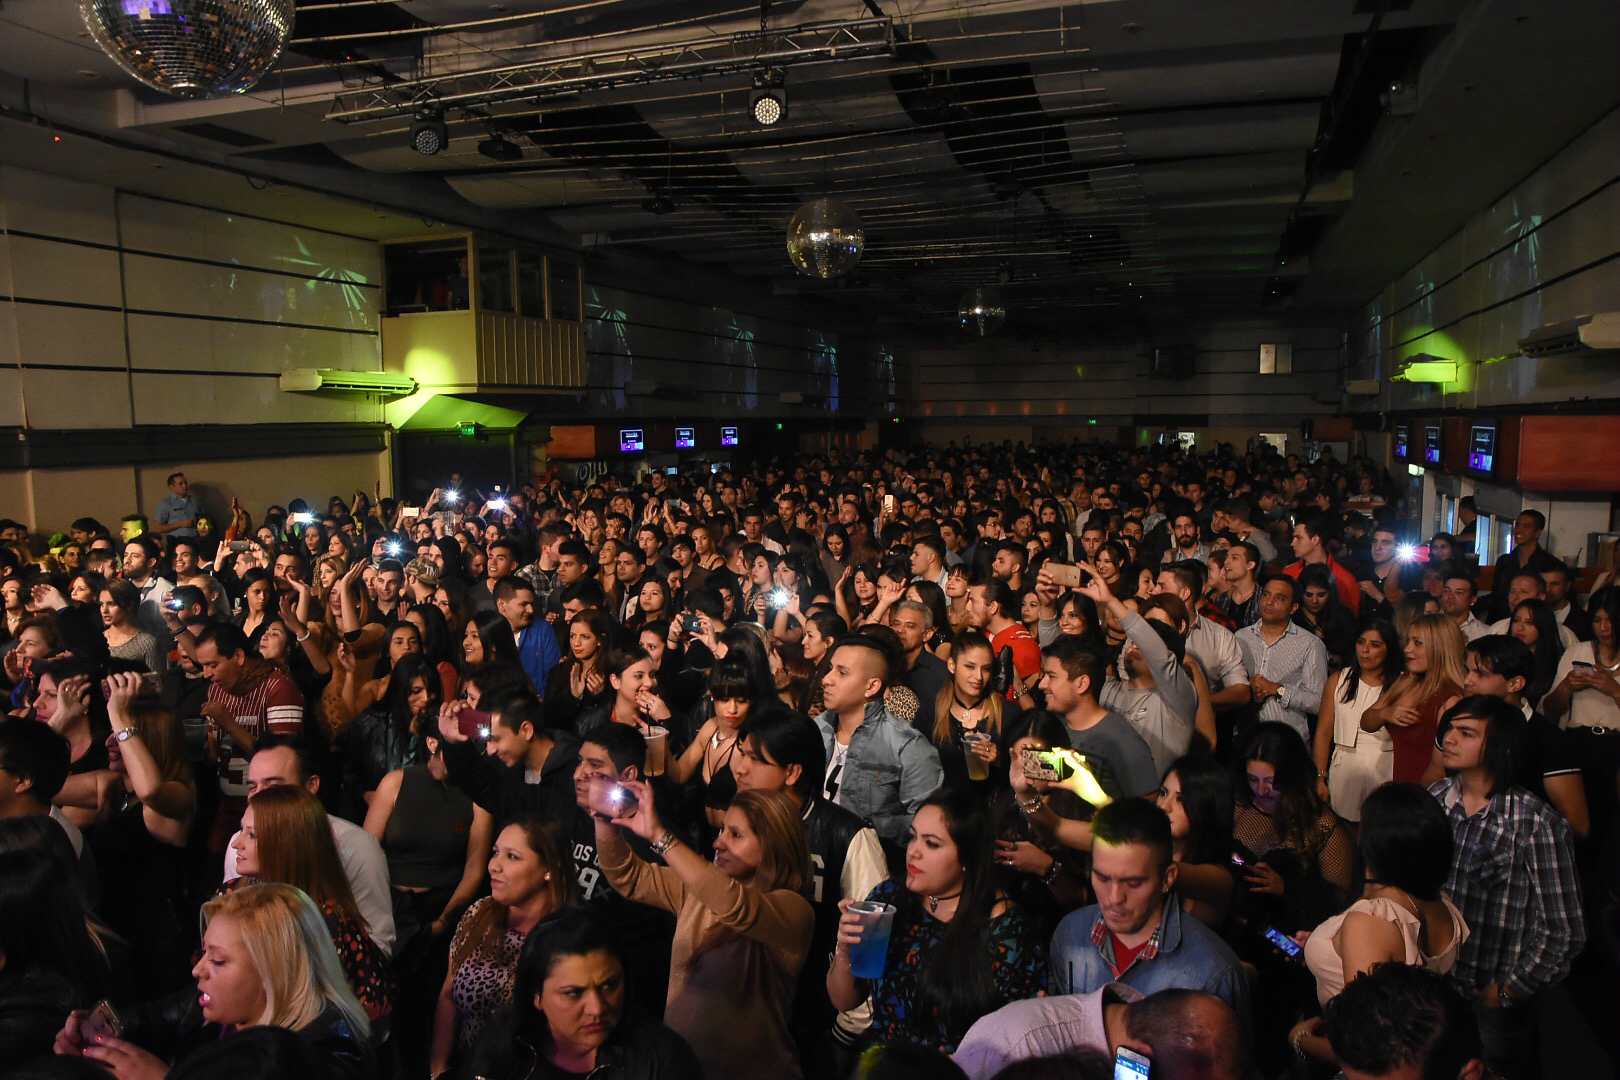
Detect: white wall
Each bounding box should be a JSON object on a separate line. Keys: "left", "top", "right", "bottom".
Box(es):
{"left": 0, "top": 164, "right": 391, "bottom": 528}
{"left": 1355, "top": 105, "right": 1620, "bottom": 410}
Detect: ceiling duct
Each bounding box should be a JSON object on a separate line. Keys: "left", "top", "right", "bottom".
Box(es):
{"left": 1518, "top": 313, "right": 1620, "bottom": 358}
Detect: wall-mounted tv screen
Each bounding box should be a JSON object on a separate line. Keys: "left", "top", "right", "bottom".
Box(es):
{"left": 618, "top": 428, "right": 644, "bottom": 453}
{"left": 1393, "top": 423, "right": 1409, "bottom": 460}
{"left": 674, "top": 427, "right": 695, "bottom": 450}
{"left": 1423, "top": 424, "right": 1442, "bottom": 466}
{"left": 720, "top": 426, "right": 739, "bottom": 447}
{"left": 1467, "top": 423, "right": 1496, "bottom": 475}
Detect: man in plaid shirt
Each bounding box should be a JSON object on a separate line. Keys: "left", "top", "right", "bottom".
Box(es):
{"left": 1430, "top": 695, "right": 1585, "bottom": 1079}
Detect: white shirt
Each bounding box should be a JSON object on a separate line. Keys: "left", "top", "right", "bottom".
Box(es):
{"left": 1547, "top": 641, "right": 1620, "bottom": 732}
{"left": 1487, "top": 617, "right": 1578, "bottom": 651}
{"left": 224, "top": 812, "right": 396, "bottom": 955}
{"left": 1457, "top": 613, "right": 1490, "bottom": 642}
{"left": 49, "top": 805, "right": 85, "bottom": 858}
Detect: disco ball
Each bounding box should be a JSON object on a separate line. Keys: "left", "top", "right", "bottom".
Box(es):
{"left": 958, "top": 287, "right": 1007, "bottom": 337}
{"left": 80, "top": 0, "right": 296, "bottom": 100}
{"left": 786, "top": 197, "right": 865, "bottom": 280}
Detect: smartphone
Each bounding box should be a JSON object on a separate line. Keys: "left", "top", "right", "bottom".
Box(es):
{"left": 487, "top": 498, "right": 508, "bottom": 512}
{"left": 1020, "top": 747, "right": 1074, "bottom": 783}
{"left": 767, "top": 587, "right": 793, "bottom": 609}
{"left": 1113, "top": 1046, "right": 1151, "bottom": 1080}
{"left": 101, "top": 672, "right": 163, "bottom": 698}
{"left": 398, "top": 505, "right": 422, "bottom": 519}
{"left": 684, "top": 613, "right": 704, "bottom": 636}
{"left": 457, "top": 708, "right": 494, "bottom": 740}
{"left": 227, "top": 540, "right": 253, "bottom": 553}
{"left": 587, "top": 776, "right": 637, "bottom": 818}
{"left": 80, "top": 1000, "right": 123, "bottom": 1045}
{"left": 1264, "top": 926, "right": 1303, "bottom": 960}
{"left": 664, "top": 467, "right": 679, "bottom": 477}
{"left": 164, "top": 596, "right": 187, "bottom": 611}
{"left": 289, "top": 512, "right": 316, "bottom": 526}
{"left": 1571, "top": 660, "right": 1595, "bottom": 670}
{"left": 665, "top": 497, "right": 685, "bottom": 511}
{"left": 1229, "top": 850, "right": 1247, "bottom": 868}
{"left": 883, "top": 494, "right": 896, "bottom": 515}
{"left": 709, "top": 463, "right": 722, "bottom": 475}
{"left": 1044, "top": 562, "right": 1088, "bottom": 589}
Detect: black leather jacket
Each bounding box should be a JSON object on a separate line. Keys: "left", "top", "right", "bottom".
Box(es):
{"left": 337, "top": 710, "right": 425, "bottom": 816}
{"left": 463, "top": 1017, "right": 701, "bottom": 1080}
{"left": 122, "top": 991, "right": 374, "bottom": 1080}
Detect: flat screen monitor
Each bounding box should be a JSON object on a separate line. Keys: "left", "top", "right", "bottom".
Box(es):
{"left": 1393, "top": 423, "right": 1409, "bottom": 461}
{"left": 618, "top": 428, "right": 644, "bottom": 453}
{"left": 1423, "top": 424, "right": 1442, "bottom": 466}
{"left": 720, "top": 426, "right": 739, "bottom": 447}
{"left": 674, "top": 427, "right": 695, "bottom": 450}
{"left": 1467, "top": 423, "right": 1496, "bottom": 475}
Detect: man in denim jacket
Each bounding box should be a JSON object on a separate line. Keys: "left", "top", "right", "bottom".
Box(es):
{"left": 1049, "top": 800, "right": 1249, "bottom": 1027}
{"left": 814, "top": 636, "right": 943, "bottom": 851}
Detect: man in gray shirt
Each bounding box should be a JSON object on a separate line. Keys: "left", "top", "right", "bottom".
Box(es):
{"left": 1038, "top": 636, "right": 1159, "bottom": 798}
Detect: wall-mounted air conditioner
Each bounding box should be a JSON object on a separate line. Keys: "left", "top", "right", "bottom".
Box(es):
{"left": 1518, "top": 312, "right": 1620, "bottom": 358}
{"left": 279, "top": 369, "right": 418, "bottom": 396}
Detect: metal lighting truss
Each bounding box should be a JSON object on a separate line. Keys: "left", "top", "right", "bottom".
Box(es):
{"left": 327, "top": 16, "right": 895, "bottom": 123}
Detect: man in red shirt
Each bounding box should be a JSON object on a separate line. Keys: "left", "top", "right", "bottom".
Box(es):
{"left": 1283, "top": 515, "right": 1360, "bottom": 618}
{"left": 195, "top": 623, "right": 305, "bottom": 848}
{"left": 964, "top": 578, "right": 1040, "bottom": 695}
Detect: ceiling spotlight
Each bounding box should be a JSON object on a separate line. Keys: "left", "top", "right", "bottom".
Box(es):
{"left": 410, "top": 109, "right": 448, "bottom": 156}
{"left": 750, "top": 69, "right": 786, "bottom": 127}
{"left": 477, "top": 133, "right": 523, "bottom": 162}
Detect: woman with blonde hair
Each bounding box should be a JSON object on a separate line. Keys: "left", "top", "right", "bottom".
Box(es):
{"left": 431, "top": 815, "right": 576, "bottom": 1079}
{"left": 596, "top": 784, "right": 814, "bottom": 1079}
{"left": 1359, "top": 613, "right": 1466, "bottom": 784}
{"left": 55, "top": 882, "right": 371, "bottom": 1080}
{"left": 227, "top": 786, "right": 392, "bottom": 1022}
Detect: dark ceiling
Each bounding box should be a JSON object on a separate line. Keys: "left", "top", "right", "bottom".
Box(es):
{"left": 0, "top": 0, "right": 1616, "bottom": 331}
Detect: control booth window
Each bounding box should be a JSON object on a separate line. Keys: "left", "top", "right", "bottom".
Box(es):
{"left": 385, "top": 239, "right": 471, "bottom": 313}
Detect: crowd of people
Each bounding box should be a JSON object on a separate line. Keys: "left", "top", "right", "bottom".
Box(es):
{"left": 0, "top": 442, "right": 1612, "bottom": 1080}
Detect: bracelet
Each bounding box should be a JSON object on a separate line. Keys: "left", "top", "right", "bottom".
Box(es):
{"left": 649, "top": 830, "right": 679, "bottom": 857}
{"left": 1041, "top": 857, "right": 1064, "bottom": 886}
{"left": 295, "top": 629, "right": 312, "bottom": 643}
{"left": 1290, "top": 1028, "right": 1310, "bottom": 1061}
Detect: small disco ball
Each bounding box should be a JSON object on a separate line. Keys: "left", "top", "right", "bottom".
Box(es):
{"left": 80, "top": 0, "right": 296, "bottom": 99}
{"left": 785, "top": 197, "right": 865, "bottom": 280}
{"left": 958, "top": 287, "right": 1007, "bottom": 337}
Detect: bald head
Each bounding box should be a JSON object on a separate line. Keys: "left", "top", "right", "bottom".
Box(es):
{"left": 1124, "top": 990, "right": 1245, "bottom": 1080}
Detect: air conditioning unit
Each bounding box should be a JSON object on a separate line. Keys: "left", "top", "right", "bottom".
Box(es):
{"left": 278, "top": 369, "right": 417, "bottom": 396}
{"left": 1345, "top": 379, "right": 1381, "bottom": 396}
{"left": 1518, "top": 312, "right": 1620, "bottom": 358}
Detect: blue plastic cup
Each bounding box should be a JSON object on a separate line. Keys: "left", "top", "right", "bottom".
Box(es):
{"left": 847, "top": 900, "right": 896, "bottom": 980}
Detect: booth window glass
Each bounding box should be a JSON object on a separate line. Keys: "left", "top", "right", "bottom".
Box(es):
{"left": 478, "top": 241, "right": 516, "bottom": 313}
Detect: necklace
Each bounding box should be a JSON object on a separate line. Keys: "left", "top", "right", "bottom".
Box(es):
{"left": 926, "top": 889, "right": 962, "bottom": 914}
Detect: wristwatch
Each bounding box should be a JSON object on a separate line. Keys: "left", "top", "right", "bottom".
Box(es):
{"left": 1497, "top": 983, "right": 1516, "bottom": 1009}
{"left": 649, "top": 830, "right": 679, "bottom": 857}
{"left": 113, "top": 728, "right": 136, "bottom": 743}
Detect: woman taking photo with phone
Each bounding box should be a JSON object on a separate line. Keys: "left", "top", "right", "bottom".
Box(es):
{"left": 465, "top": 909, "right": 702, "bottom": 1080}
{"left": 829, "top": 787, "right": 1047, "bottom": 1054}
{"left": 595, "top": 783, "right": 814, "bottom": 1079}
{"left": 53, "top": 883, "right": 371, "bottom": 1080}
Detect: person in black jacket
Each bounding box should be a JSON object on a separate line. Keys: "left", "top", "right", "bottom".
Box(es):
{"left": 436, "top": 689, "right": 580, "bottom": 828}
{"left": 467, "top": 907, "right": 700, "bottom": 1080}
{"left": 730, "top": 702, "right": 889, "bottom": 1075}
{"left": 54, "top": 882, "right": 372, "bottom": 1080}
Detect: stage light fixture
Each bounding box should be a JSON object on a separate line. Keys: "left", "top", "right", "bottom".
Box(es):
{"left": 410, "top": 110, "right": 448, "bottom": 156}
{"left": 750, "top": 70, "right": 786, "bottom": 127}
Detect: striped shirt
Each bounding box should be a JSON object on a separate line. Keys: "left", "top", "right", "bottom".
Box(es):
{"left": 1235, "top": 621, "right": 1327, "bottom": 743}
{"left": 1428, "top": 777, "right": 1585, "bottom": 998}
{"left": 206, "top": 661, "right": 305, "bottom": 796}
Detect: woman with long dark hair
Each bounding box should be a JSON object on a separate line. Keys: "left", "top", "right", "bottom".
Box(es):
{"left": 337, "top": 652, "right": 442, "bottom": 814}
{"left": 1313, "top": 619, "right": 1403, "bottom": 826}
{"left": 1295, "top": 564, "right": 1358, "bottom": 672}
{"left": 543, "top": 608, "right": 614, "bottom": 735}
{"left": 1509, "top": 598, "right": 1564, "bottom": 704}
{"left": 461, "top": 608, "right": 521, "bottom": 679}
{"left": 1234, "top": 723, "right": 1356, "bottom": 928}
{"left": 466, "top": 909, "right": 701, "bottom": 1080}
{"left": 986, "top": 711, "right": 1090, "bottom": 939}
{"left": 829, "top": 787, "right": 1047, "bottom": 1053}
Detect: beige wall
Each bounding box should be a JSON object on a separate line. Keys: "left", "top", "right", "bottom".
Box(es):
{"left": 4, "top": 449, "right": 391, "bottom": 534}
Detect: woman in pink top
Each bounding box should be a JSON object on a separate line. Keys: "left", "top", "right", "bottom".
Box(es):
{"left": 1290, "top": 783, "right": 1468, "bottom": 1066}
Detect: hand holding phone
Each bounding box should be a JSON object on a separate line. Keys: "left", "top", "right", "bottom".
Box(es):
{"left": 1264, "top": 925, "right": 1303, "bottom": 960}
{"left": 456, "top": 708, "right": 493, "bottom": 741}
{"left": 79, "top": 1000, "right": 123, "bottom": 1046}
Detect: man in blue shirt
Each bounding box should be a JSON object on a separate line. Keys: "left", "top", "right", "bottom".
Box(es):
{"left": 152, "top": 471, "right": 201, "bottom": 539}
{"left": 1050, "top": 799, "right": 1249, "bottom": 1024}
